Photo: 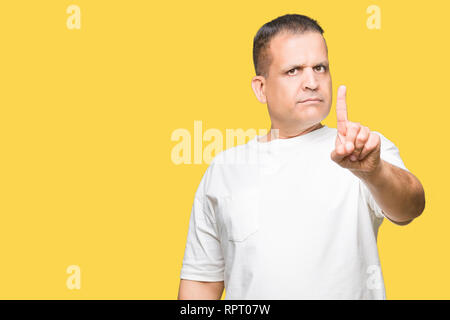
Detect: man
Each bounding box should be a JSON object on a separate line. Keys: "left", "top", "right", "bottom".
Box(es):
{"left": 178, "top": 14, "right": 425, "bottom": 300}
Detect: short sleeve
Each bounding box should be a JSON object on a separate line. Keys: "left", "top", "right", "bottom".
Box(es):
{"left": 180, "top": 166, "right": 225, "bottom": 282}
{"left": 360, "top": 131, "right": 409, "bottom": 220}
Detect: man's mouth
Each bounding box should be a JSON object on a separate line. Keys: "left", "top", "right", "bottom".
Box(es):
{"left": 298, "top": 98, "right": 322, "bottom": 104}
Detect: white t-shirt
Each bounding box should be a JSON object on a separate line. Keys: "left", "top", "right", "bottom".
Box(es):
{"left": 180, "top": 125, "right": 409, "bottom": 300}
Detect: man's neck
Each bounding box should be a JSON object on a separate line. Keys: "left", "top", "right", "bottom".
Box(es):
{"left": 259, "top": 122, "right": 324, "bottom": 142}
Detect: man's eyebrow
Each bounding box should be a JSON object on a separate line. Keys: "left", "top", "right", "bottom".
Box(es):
{"left": 281, "top": 61, "right": 329, "bottom": 71}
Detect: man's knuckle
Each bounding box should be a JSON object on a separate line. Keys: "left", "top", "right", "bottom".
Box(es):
{"left": 349, "top": 122, "right": 358, "bottom": 129}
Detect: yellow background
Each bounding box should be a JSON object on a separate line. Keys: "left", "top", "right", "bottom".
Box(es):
{"left": 0, "top": 0, "right": 447, "bottom": 299}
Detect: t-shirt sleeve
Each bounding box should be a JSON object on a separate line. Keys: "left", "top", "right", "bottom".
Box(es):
{"left": 180, "top": 165, "right": 225, "bottom": 282}
{"left": 360, "top": 131, "right": 410, "bottom": 220}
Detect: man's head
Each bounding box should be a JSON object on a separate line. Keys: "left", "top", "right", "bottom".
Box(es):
{"left": 251, "top": 14, "right": 332, "bottom": 137}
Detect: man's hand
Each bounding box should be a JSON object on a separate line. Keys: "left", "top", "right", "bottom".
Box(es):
{"left": 330, "top": 85, "right": 425, "bottom": 224}
{"left": 330, "top": 85, "right": 381, "bottom": 177}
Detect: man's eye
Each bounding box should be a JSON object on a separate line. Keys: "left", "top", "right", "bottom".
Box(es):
{"left": 287, "top": 68, "right": 298, "bottom": 75}
{"left": 315, "top": 65, "right": 327, "bottom": 72}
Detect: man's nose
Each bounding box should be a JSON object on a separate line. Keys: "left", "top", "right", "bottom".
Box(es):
{"left": 301, "top": 67, "right": 319, "bottom": 91}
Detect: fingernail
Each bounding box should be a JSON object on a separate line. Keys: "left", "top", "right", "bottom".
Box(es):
{"left": 350, "top": 155, "right": 357, "bottom": 161}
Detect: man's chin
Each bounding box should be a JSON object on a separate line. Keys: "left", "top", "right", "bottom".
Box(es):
{"left": 290, "top": 109, "right": 325, "bottom": 121}
{"left": 291, "top": 105, "right": 330, "bottom": 121}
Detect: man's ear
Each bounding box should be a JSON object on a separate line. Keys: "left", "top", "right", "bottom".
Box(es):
{"left": 251, "top": 75, "right": 267, "bottom": 104}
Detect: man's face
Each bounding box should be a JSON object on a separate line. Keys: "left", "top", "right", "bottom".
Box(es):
{"left": 257, "top": 31, "right": 332, "bottom": 131}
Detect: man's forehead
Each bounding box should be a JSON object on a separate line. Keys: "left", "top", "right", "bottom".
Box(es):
{"left": 269, "top": 31, "right": 328, "bottom": 68}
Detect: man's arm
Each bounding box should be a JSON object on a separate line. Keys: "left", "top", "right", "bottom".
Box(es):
{"left": 177, "top": 279, "right": 224, "bottom": 300}
{"left": 355, "top": 160, "right": 425, "bottom": 225}
{"left": 330, "top": 85, "right": 426, "bottom": 225}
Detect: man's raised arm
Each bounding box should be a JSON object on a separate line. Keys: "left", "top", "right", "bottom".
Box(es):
{"left": 330, "top": 85, "right": 425, "bottom": 225}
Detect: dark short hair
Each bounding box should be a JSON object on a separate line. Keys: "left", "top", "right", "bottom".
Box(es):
{"left": 253, "top": 14, "right": 325, "bottom": 78}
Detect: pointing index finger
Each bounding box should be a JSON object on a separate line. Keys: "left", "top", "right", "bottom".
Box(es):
{"left": 336, "top": 85, "right": 348, "bottom": 142}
